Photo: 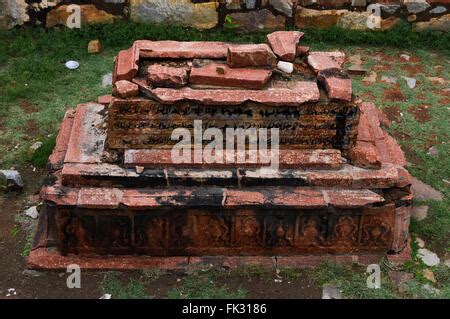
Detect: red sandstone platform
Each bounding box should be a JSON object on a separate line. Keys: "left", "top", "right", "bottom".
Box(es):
{"left": 30, "top": 35, "right": 413, "bottom": 270}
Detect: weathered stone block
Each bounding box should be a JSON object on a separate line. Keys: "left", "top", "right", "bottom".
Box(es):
{"left": 130, "top": 0, "right": 219, "bottom": 30}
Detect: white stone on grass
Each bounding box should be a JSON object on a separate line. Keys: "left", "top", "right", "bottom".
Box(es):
{"left": 417, "top": 248, "right": 440, "bottom": 267}
{"left": 25, "top": 206, "right": 39, "bottom": 219}
{"left": 322, "top": 284, "right": 342, "bottom": 299}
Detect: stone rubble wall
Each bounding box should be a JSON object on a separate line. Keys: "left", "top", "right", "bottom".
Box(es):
{"left": 1, "top": 0, "right": 448, "bottom": 31}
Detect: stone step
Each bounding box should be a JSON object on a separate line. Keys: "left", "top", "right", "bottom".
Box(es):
{"left": 42, "top": 181, "right": 385, "bottom": 210}
{"left": 123, "top": 149, "right": 342, "bottom": 169}
{"left": 60, "top": 161, "right": 399, "bottom": 189}
{"left": 149, "top": 81, "right": 320, "bottom": 106}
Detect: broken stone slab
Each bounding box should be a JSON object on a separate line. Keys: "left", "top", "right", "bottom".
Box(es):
{"left": 227, "top": 44, "right": 277, "bottom": 68}
{"left": 417, "top": 248, "right": 440, "bottom": 267}
{"left": 381, "top": 5, "right": 400, "bottom": 15}
{"left": 150, "top": 81, "right": 320, "bottom": 106}
{"left": 307, "top": 51, "right": 345, "bottom": 73}
{"left": 411, "top": 205, "right": 428, "bottom": 221}
{"left": 296, "top": 45, "right": 310, "bottom": 57}
{"left": 362, "top": 71, "right": 377, "bottom": 84}
{"left": 0, "top": 170, "right": 24, "bottom": 192}
{"left": 318, "top": 69, "right": 352, "bottom": 102}
{"left": 381, "top": 76, "right": 398, "bottom": 84}
{"left": 189, "top": 63, "right": 272, "bottom": 89}
{"left": 267, "top": 31, "right": 304, "bottom": 62}
{"left": 113, "top": 80, "right": 140, "bottom": 98}
{"left": 322, "top": 284, "right": 342, "bottom": 299}
{"left": 137, "top": 40, "right": 229, "bottom": 59}
{"left": 147, "top": 64, "right": 188, "bottom": 88}
{"left": 410, "top": 177, "right": 444, "bottom": 201}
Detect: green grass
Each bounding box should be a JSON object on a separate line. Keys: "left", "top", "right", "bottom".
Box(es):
{"left": 167, "top": 271, "right": 246, "bottom": 299}
{"left": 101, "top": 272, "right": 152, "bottom": 299}
{"left": 311, "top": 261, "right": 398, "bottom": 299}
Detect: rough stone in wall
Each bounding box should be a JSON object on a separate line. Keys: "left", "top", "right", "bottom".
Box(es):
{"left": 0, "top": 0, "right": 29, "bottom": 29}
{"left": 1, "top": 0, "right": 449, "bottom": 32}
{"left": 46, "top": 4, "right": 118, "bottom": 28}
{"left": 225, "top": 9, "right": 286, "bottom": 32}
{"left": 130, "top": 0, "right": 219, "bottom": 30}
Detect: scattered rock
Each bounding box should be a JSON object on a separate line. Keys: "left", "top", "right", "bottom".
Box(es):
{"left": 25, "top": 206, "right": 39, "bottom": 219}
{"left": 245, "top": 0, "right": 256, "bottom": 9}
{"left": 427, "top": 146, "right": 438, "bottom": 156}
{"left": 0, "top": 170, "right": 24, "bottom": 192}
{"left": 347, "top": 64, "right": 367, "bottom": 75}
{"left": 422, "top": 269, "right": 436, "bottom": 283}
{"left": 430, "top": 6, "right": 447, "bottom": 15}
{"left": 381, "top": 76, "right": 397, "bottom": 84}
{"left": 427, "top": 77, "right": 447, "bottom": 86}
{"left": 277, "top": 61, "right": 294, "bottom": 74}
{"left": 148, "top": 64, "right": 188, "bottom": 88}
{"left": 380, "top": 17, "right": 402, "bottom": 31}
{"left": 28, "top": 141, "right": 43, "bottom": 155}
{"left": 411, "top": 177, "right": 444, "bottom": 201}
{"left": 99, "top": 294, "right": 112, "bottom": 299}
{"left": 411, "top": 205, "right": 429, "bottom": 221}
{"left": 417, "top": 248, "right": 440, "bottom": 267}
{"left": 102, "top": 73, "right": 113, "bottom": 88}
{"left": 445, "top": 259, "right": 450, "bottom": 268}
{"left": 400, "top": 54, "right": 411, "bottom": 61}
{"left": 22, "top": 269, "right": 42, "bottom": 277}
{"left": 402, "top": 76, "right": 417, "bottom": 89}
{"left": 88, "top": 40, "right": 102, "bottom": 54}
{"left": 113, "top": 80, "right": 139, "bottom": 98}
{"left": 362, "top": 71, "right": 377, "bottom": 84}
{"left": 322, "top": 284, "right": 342, "bottom": 299}
{"left": 415, "top": 237, "right": 425, "bottom": 248}
{"left": 388, "top": 271, "right": 413, "bottom": 293}
{"left": 422, "top": 283, "right": 440, "bottom": 295}
{"left": 130, "top": 0, "right": 218, "bottom": 30}
{"left": 347, "top": 54, "right": 362, "bottom": 65}
{"left": 226, "top": 9, "right": 286, "bottom": 33}
{"left": 351, "top": 0, "right": 366, "bottom": 7}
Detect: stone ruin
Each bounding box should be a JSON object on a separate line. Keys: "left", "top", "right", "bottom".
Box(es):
{"left": 28, "top": 31, "right": 413, "bottom": 270}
